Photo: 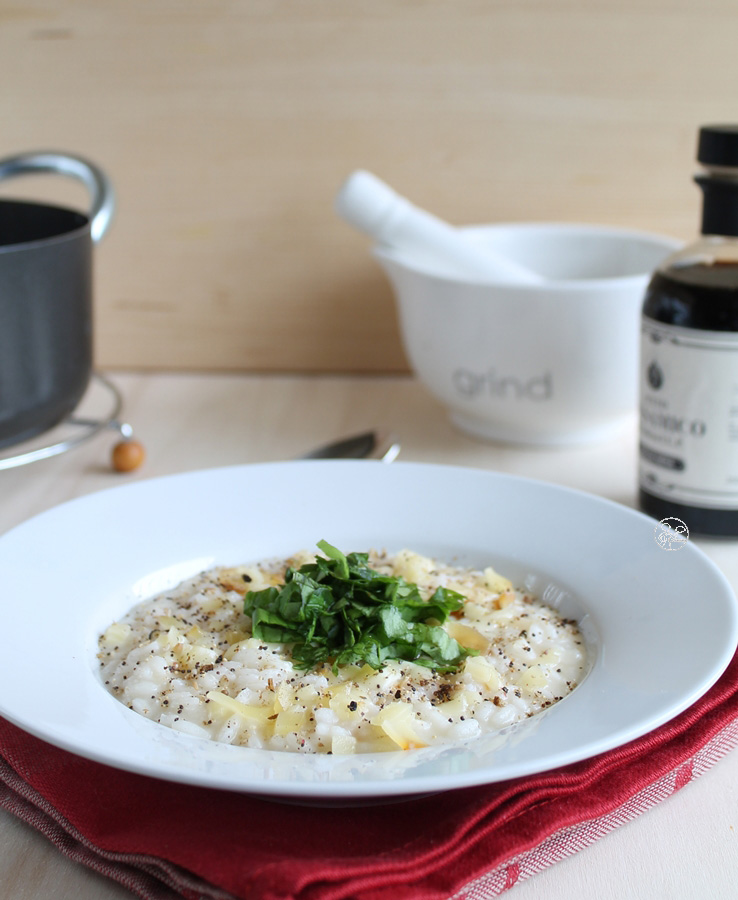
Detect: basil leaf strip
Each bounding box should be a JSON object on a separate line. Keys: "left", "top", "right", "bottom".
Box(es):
{"left": 243, "top": 541, "right": 476, "bottom": 673}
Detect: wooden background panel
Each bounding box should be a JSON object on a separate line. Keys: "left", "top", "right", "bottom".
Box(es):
{"left": 0, "top": 0, "right": 735, "bottom": 373}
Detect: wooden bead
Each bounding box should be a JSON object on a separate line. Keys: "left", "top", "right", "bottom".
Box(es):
{"left": 112, "top": 439, "right": 145, "bottom": 472}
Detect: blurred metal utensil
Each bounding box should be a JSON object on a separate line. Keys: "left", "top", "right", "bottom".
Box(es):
{"left": 299, "top": 430, "right": 400, "bottom": 463}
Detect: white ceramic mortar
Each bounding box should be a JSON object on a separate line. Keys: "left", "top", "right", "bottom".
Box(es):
{"left": 375, "top": 223, "right": 682, "bottom": 446}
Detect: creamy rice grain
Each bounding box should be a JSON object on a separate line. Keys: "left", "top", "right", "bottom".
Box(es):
{"left": 98, "top": 549, "right": 586, "bottom": 754}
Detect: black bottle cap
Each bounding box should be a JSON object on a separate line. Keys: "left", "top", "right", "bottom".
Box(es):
{"left": 697, "top": 125, "right": 738, "bottom": 168}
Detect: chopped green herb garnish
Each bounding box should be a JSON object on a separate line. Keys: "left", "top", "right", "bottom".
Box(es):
{"left": 243, "top": 540, "right": 476, "bottom": 673}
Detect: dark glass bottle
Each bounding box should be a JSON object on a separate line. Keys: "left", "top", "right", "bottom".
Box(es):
{"left": 639, "top": 125, "right": 738, "bottom": 536}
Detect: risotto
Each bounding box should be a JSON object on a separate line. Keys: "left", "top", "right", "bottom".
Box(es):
{"left": 98, "top": 546, "right": 586, "bottom": 754}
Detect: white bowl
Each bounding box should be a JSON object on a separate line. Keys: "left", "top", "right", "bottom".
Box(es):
{"left": 375, "top": 223, "right": 682, "bottom": 446}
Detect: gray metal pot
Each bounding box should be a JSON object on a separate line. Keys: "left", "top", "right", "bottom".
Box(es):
{"left": 0, "top": 151, "right": 114, "bottom": 448}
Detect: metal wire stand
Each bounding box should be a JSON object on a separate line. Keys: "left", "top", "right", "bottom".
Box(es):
{"left": 0, "top": 373, "right": 132, "bottom": 470}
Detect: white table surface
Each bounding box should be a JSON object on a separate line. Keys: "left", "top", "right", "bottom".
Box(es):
{"left": 1, "top": 372, "right": 736, "bottom": 900}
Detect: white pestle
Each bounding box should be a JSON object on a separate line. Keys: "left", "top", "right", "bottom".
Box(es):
{"left": 335, "top": 170, "right": 543, "bottom": 284}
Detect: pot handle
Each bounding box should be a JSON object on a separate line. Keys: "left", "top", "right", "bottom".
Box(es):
{"left": 0, "top": 150, "right": 115, "bottom": 242}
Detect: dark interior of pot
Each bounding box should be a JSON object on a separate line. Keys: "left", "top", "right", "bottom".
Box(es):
{"left": 0, "top": 199, "right": 88, "bottom": 248}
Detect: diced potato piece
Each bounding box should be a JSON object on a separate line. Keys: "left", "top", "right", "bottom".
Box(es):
{"left": 519, "top": 664, "right": 548, "bottom": 690}
{"left": 462, "top": 601, "right": 490, "bottom": 623}
{"left": 223, "top": 628, "right": 249, "bottom": 645}
{"left": 361, "top": 731, "right": 404, "bottom": 753}
{"left": 483, "top": 566, "right": 513, "bottom": 594}
{"left": 331, "top": 732, "right": 358, "bottom": 755}
{"left": 329, "top": 684, "right": 365, "bottom": 718}
{"left": 186, "top": 644, "right": 218, "bottom": 667}
{"left": 464, "top": 655, "right": 501, "bottom": 690}
{"left": 161, "top": 626, "right": 183, "bottom": 649}
{"left": 334, "top": 664, "right": 366, "bottom": 682}
{"left": 445, "top": 621, "right": 491, "bottom": 653}
{"left": 206, "top": 690, "right": 273, "bottom": 725}
{"left": 358, "top": 663, "right": 405, "bottom": 697}
{"left": 373, "top": 702, "right": 427, "bottom": 750}
{"left": 158, "top": 615, "right": 181, "bottom": 629}
{"left": 496, "top": 590, "right": 515, "bottom": 609}
{"left": 100, "top": 622, "right": 131, "bottom": 645}
{"left": 488, "top": 603, "right": 516, "bottom": 622}
{"left": 274, "top": 707, "right": 309, "bottom": 736}
{"left": 185, "top": 624, "right": 203, "bottom": 641}
{"left": 221, "top": 564, "right": 281, "bottom": 594}
{"left": 435, "top": 689, "right": 477, "bottom": 720}
{"left": 294, "top": 684, "right": 323, "bottom": 707}
{"left": 217, "top": 567, "right": 255, "bottom": 594}
{"left": 327, "top": 681, "right": 350, "bottom": 708}
{"left": 391, "top": 550, "right": 433, "bottom": 585}
{"left": 435, "top": 697, "right": 466, "bottom": 719}
{"left": 275, "top": 680, "right": 296, "bottom": 711}
{"left": 357, "top": 664, "right": 376, "bottom": 679}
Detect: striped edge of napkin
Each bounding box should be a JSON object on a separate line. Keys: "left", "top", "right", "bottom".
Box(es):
{"left": 453, "top": 715, "right": 738, "bottom": 898}
{"left": 0, "top": 755, "right": 229, "bottom": 900}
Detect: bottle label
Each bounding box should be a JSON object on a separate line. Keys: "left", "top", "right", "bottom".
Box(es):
{"left": 639, "top": 318, "right": 738, "bottom": 509}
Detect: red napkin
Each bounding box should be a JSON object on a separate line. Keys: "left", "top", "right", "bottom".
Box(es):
{"left": 1, "top": 650, "right": 737, "bottom": 900}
